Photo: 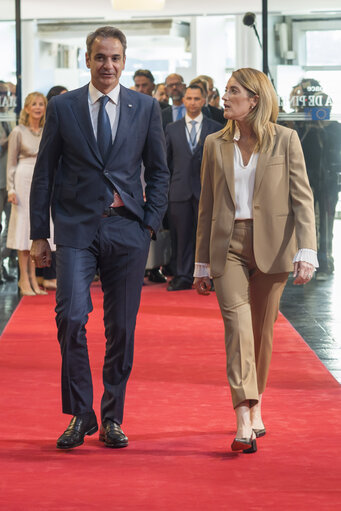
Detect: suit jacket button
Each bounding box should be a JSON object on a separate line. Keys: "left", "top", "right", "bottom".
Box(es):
{"left": 254, "top": 205, "right": 260, "bottom": 209}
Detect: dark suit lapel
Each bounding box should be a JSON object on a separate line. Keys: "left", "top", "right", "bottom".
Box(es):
{"left": 193, "top": 116, "right": 208, "bottom": 154}
{"left": 70, "top": 85, "right": 102, "bottom": 165}
{"left": 166, "top": 107, "right": 173, "bottom": 124}
{"left": 220, "top": 140, "right": 235, "bottom": 206}
{"left": 106, "top": 86, "right": 135, "bottom": 161}
{"left": 179, "top": 117, "right": 194, "bottom": 157}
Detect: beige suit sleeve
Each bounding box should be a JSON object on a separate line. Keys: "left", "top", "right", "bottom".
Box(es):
{"left": 288, "top": 129, "right": 317, "bottom": 251}
{"left": 6, "top": 127, "right": 21, "bottom": 195}
{"left": 195, "top": 138, "right": 214, "bottom": 264}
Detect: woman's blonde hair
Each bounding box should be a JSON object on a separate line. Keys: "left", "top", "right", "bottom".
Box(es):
{"left": 19, "top": 92, "right": 47, "bottom": 127}
{"left": 223, "top": 68, "right": 279, "bottom": 153}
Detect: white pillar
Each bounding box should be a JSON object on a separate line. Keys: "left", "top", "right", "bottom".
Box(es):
{"left": 21, "top": 20, "right": 38, "bottom": 101}
{"left": 235, "top": 15, "right": 262, "bottom": 71}
{"left": 189, "top": 16, "right": 228, "bottom": 95}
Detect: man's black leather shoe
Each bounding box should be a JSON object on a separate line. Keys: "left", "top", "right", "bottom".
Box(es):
{"left": 56, "top": 411, "right": 98, "bottom": 449}
{"left": 148, "top": 268, "right": 167, "bottom": 283}
{"left": 99, "top": 420, "right": 128, "bottom": 448}
{"left": 167, "top": 277, "right": 193, "bottom": 291}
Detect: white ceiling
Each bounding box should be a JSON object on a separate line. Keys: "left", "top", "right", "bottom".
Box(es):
{"left": 2, "top": 0, "right": 341, "bottom": 21}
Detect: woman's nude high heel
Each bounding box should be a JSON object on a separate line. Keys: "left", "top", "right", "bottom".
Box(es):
{"left": 18, "top": 281, "right": 36, "bottom": 296}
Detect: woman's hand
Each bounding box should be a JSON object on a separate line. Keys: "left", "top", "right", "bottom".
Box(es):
{"left": 293, "top": 261, "right": 315, "bottom": 285}
{"left": 194, "top": 276, "right": 211, "bottom": 295}
{"left": 7, "top": 192, "right": 18, "bottom": 205}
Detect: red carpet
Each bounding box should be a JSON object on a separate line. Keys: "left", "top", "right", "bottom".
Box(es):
{"left": 0, "top": 283, "right": 340, "bottom": 510}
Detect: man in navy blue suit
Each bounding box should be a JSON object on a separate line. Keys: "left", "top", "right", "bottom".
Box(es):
{"left": 165, "top": 84, "right": 221, "bottom": 291}
{"left": 30, "top": 26, "right": 169, "bottom": 450}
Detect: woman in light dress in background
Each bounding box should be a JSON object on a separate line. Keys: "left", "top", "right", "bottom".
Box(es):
{"left": 6, "top": 91, "right": 55, "bottom": 295}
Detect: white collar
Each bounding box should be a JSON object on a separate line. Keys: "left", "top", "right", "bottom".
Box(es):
{"left": 88, "top": 82, "right": 120, "bottom": 105}
{"left": 185, "top": 112, "right": 203, "bottom": 125}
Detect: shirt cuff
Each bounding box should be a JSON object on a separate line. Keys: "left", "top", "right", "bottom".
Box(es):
{"left": 194, "top": 262, "right": 211, "bottom": 278}
{"left": 293, "top": 248, "right": 319, "bottom": 268}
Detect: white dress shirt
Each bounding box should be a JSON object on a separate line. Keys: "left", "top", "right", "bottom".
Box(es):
{"left": 88, "top": 82, "right": 120, "bottom": 143}
{"left": 88, "top": 82, "right": 124, "bottom": 207}
{"left": 184, "top": 113, "right": 203, "bottom": 148}
{"left": 172, "top": 104, "right": 186, "bottom": 122}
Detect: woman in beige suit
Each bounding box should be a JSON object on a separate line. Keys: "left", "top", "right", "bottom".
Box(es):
{"left": 194, "top": 68, "right": 317, "bottom": 453}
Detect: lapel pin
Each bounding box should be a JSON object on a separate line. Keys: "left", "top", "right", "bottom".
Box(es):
{"left": 128, "top": 104, "right": 133, "bottom": 108}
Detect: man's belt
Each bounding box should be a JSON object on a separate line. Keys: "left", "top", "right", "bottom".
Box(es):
{"left": 102, "top": 206, "right": 138, "bottom": 221}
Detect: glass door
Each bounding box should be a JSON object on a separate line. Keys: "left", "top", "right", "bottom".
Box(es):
{"left": 268, "top": 8, "right": 341, "bottom": 278}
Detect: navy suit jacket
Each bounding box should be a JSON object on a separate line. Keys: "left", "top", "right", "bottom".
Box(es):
{"left": 165, "top": 116, "right": 222, "bottom": 202}
{"left": 30, "top": 84, "right": 169, "bottom": 249}
{"left": 162, "top": 106, "right": 174, "bottom": 131}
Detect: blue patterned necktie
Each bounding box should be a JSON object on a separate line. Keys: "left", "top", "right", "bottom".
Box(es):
{"left": 189, "top": 120, "right": 197, "bottom": 151}
{"left": 97, "top": 95, "right": 112, "bottom": 161}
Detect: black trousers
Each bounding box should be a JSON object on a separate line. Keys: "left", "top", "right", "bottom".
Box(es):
{"left": 55, "top": 214, "right": 150, "bottom": 424}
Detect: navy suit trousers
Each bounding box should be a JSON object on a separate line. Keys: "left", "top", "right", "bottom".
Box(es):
{"left": 168, "top": 197, "right": 198, "bottom": 282}
{"left": 55, "top": 214, "right": 150, "bottom": 424}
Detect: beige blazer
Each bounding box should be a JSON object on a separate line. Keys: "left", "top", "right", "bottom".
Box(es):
{"left": 195, "top": 123, "right": 317, "bottom": 277}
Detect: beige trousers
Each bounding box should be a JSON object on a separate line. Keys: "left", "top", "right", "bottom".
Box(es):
{"left": 214, "top": 220, "right": 289, "bottom": 409}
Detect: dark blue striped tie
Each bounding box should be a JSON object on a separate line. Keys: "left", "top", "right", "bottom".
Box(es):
{"left": 189, "top": 120, "right": 197, "bottom": 152}
{"left": 97, "top": 95, "right": 112, "bottom": 161}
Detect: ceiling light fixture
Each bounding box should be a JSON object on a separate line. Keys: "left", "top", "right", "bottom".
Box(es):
{"left": 111, "top": 0, "right": 165, "bottom": 10}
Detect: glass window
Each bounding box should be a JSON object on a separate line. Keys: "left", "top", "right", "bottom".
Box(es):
{"left": 270, "top": 12, "right": 341, "bottom": 277}
{"left": 306, "top": 30, "right": 341, "bottom": 66}
{"left": 0, "top": 19, "right": 16, "bottom": 121}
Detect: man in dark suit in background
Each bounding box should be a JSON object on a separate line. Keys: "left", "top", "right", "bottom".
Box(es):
{"left": 165, "top": 84, "right": 221, "bottom": 291}
{"left": 153, "top": 83, "right": 169, "bottom": 110}
{"left": 190, "top": 76, "right": 225, "bottom": 126}
{"left": 162, "top": 73, "right": 186, "bottom": 130}
{"left": 133, "top": 69, "right": 155, "bottom": 96}
{"left": 30, "top": 26, "right": 169, "bottom": 450}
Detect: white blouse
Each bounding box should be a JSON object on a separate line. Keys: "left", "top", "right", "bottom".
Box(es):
{"left": 234, "top": 143, "right": 259, "bottom": 220}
